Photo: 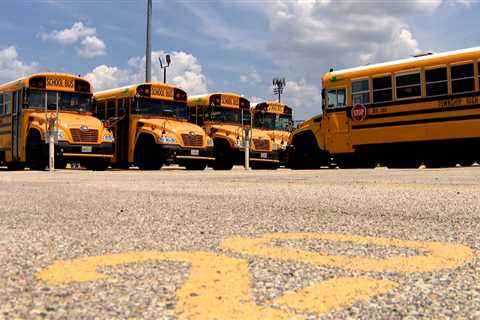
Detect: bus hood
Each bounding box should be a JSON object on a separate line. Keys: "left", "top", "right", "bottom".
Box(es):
{"left": 29, "top": 112, "right": 104, "bottom": 129}
{"left": 263, "top": 130, "right": 291, "bottom": 144}
{"left": 139, "top": 118, "right": 206, "bottom": 136}
{"left": 207, "top": 124, "right": 271, "bottom": 140}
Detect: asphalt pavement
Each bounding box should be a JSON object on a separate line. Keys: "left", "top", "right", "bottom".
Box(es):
{"left": 0, "top": 166, "right": 479, "bottom": 319}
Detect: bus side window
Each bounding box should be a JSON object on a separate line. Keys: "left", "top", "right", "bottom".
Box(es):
{"left": 327, "top": 88, "right": 346, "bottom": 109}
{"left": 117, "top": 99, "right": 124, "bottom": 117}
{"left": 373, "top": 76, "right": 393, "bottom": 103}
{"left": 5, "top": 92, "right": 12, "bottom": 114}
{"left": 96, "top": 101, "right": 106, "bottom": 121}
{"left": 107, "top": 100, "right": 116, "bottom": 119}
{"left": 0, "top": 94, "right": 3, "bottom": 114}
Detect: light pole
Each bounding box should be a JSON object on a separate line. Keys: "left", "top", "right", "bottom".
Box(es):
{"left": 145, "top": 0, "right": 152, "bottom": 83}
{"left": 273, "top": 78, "right": 286, "bottom": 103}
{"left": 159, "top": 55, "right": 171, "bottom": 84}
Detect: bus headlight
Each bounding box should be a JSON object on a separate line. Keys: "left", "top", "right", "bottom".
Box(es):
{"left": 57, "top": 130, "right": 67, "bottom": 141}
{"left": 103, "top": 133, "right": 114, "bottom": 142}
{"left": 159, "top": 136, "right": 177, "bottom": 144}
{"left": 207, "top": 138, "right": 214, "bottom": 146}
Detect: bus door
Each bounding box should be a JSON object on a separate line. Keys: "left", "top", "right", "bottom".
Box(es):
{"left": 116, "top": 98, "right": 130, "bottom": 164}
{"left": 11, "top": 91, "right": 21, "bottom": 161}
{"left": 325, "top": 88, "right": 352, "bottom": 153}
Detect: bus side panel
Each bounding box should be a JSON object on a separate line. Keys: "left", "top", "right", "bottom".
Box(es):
{"left": 0, "top": 114, "right": 12, "bottom": 162}
{"left": 325, "top": 111, "right": 353, "bottom": 153}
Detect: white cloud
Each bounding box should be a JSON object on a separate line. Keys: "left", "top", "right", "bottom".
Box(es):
{"left": 448, "top": 0, "right": 476, "bottom": 7}
{"left": 0, "top": 46, "right": 38, "bottom": 82}
{"left": 240, "top": 67, "right": 262, "bottom": 84}
{"left": 77, "top": 36, "right": 106, "bottom": 58}
{"left": 39, "top": 22, "right": 106, "bottom": 58}
{"left": 85, "top": 50, "right": 208, "bottom": 94}
{"left": 282, "top": 80, "right": 322, "bottom": 119}
{"left": 39, "top": 22, "right": 95, "bottom": 45}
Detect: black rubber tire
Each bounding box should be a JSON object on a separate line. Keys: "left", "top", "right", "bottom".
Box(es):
{"left": 134, "top": 136, "right": 163, "bottom": 170}
{"left": 424, "top": 159, "right": 457, "bottom": 168}
{"left": 26, "top": 131, "right": 47, "bottom": 171}
{"left": 7, "top": 162, "right": 25, "bottom": 171}
{"left": 212, "top": 140, "right": 234, "bottom": 170}
{"left": 288, "top": 133, "right": 323, "bottom": 169}
{"left": 185, "top": 161, "right": 208, "bottom": 171}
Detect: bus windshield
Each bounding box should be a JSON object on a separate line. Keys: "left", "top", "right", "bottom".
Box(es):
{"left": 204, "top": 106, "right": 251, "bottom": 125}
{"left": 254, "top": 112, "right": 292, "bottom": 131}
{"left": 28, "top": 90, "right": 92, "bottom": 113}
{"left": 133, "top": 97, "right": 188, "bottom": 120}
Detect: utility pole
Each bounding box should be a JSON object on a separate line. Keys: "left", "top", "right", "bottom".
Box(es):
{"left": 145, "top": 0, "right": 152, "bottom": 83}
{"left": 273, "top": 78, "right": 286, "bottom": 103}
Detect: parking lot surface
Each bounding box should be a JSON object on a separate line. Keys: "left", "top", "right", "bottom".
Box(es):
{"left": 1, "top": 167, "right": 479, "bottom": 319}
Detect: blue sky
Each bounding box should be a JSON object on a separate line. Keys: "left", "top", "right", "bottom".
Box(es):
{"left": 0, "top": 0, "right": 478, "bottom": 120}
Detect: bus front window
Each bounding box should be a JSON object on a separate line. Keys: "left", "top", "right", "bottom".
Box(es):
{"left": 205, "top": 106, "right": 251, "bottom": 125}
{"left": 255, "top": 113, "right": 292, "bottom": 131}
{"left": 28, "top": 90, "right": 92, "bottom": 113}
{"left": 133, "top": 98, "right": 188, "bottom": 120}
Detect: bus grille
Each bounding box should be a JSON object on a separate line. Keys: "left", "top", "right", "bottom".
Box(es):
{"left": 70, "top": 128, "right": 99, "bottom": 143}
{"left": 182, "top": 134, "right": 203, "bottom": 147}
{"left": 253, "top": 139, "right": 270, "bottom": 151}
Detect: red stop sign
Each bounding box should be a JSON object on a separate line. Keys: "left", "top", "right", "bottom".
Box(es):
{"left": 351, "top": 104, "right": 367, "bottom": 121}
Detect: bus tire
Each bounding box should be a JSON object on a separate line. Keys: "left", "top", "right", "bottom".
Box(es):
{"left": 134, "top": 134, "right": 163, "bottom": 170}
{"left": 26, "top": 130, "right": 47, "bottom": 171}
{"left": 385, "top": 159, "right": 421, "bottom": 169}
{"left": 212, "top": 139, "right": 234, "bottom": 170}
{"left": 7, "top": 162, "right": 25, "bottom": 171}
{"left": 288, "top": 131, "right": 323, "bottom": 169}
{"left": 185, "top": 161, "right": 207, "bottom": 171}
{"left": 424, "top": 159, "right": 457, "bottom": 168}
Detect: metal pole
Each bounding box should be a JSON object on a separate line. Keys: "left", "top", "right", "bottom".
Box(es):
{"left": 244, "top": 128, "right": 250, "bottom": 170}
{"left": 164, "top": 67, "right": 166, "bottom": 84}
{"left": 145, "top": 0, "right": 152, "bottom": 83}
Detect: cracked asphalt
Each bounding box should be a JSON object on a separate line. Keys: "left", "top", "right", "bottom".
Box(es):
{"left": 0, "top": 166, "right": 479, "bottom": 319}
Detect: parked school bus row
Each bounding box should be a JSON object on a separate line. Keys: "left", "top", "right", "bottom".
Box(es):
{"left": 93, "top": 83, "right": 214, "bottom": 170}
{"left": 0, "top": 73, "right": 114, "bottom": 170}
{"left": 288, "top": 47, "right": 480, "bottom": 169}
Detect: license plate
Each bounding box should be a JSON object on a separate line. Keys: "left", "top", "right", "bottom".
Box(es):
{"left": 191, "top": 149, "right": 199, "bottom": 156}
{"left": 81, "top": 146, "right": 92, "bottom": 153}
{"left": 261, "top": 152, "right": 267, "bottom": 159}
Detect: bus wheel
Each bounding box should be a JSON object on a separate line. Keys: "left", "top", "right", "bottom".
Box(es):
{"left": 84, "top": 159, "right": 109, "bottom": 171}
{"left": 459, "top": 160, "right": 475, "bottom": 167}
{"left": 26, "top": 130, "right": 47, "bottom": 171}
{"left": 55, "top": 160, "right": 67, "bottom": 170}
{"left": 212, "top": 140, "right": 234, "bottom": 170}
{"left": 134, "top": 135, "right": 162, "bottom": 170}
{"left": 288, "top": 132, "right": 322, "bottom": 169}
{"left": 185, "top": 161, "right": 207, "bottom": 171}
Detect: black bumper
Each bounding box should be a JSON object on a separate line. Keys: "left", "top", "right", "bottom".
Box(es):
{"left": 235, "top": 149, "right": 281, "bottom": 164}
{"left": 56, "top": 142, "right": 114, "bottom": 159}
{"left": 160, "top": 145, "right": 215, "bottom": 164}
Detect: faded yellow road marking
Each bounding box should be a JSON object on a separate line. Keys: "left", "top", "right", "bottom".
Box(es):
{"left": 37, "top": 251, "right": 298, "bottom": 319}
{"left": 270, "top": 277, "right": 398, "bottom": 316}
{"left": 221, "top": 233, "right": 475, "bottom": 273}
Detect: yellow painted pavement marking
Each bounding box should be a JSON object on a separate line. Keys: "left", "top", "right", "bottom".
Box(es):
{"left": 220, "top": 233, "right": 475, "bottom": 273}
{"left": 37, "top": 251, "right": 298, "bottom": 319}
{"left": 270, "top": 277, "right": 398, "bottom": 316}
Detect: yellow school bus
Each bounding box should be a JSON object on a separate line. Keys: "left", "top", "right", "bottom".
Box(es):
{"left": 93, "top": 83, "right": 214, "bottom": 170}
{"left": 188, "top": 93, "right": 280, "bottom": 170}
{"left": 251, "top": 101, "right": 293, "bottom": 165}
{"left": 289, "top": 47, "right": 480, "bottom": 169}
{"left": 0, "top": 73, "right": 114, "bottom": 170}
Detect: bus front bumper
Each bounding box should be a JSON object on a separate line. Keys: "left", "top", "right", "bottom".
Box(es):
{"left": 56, "top": 142, "right": 114, "bottom": 159}
{"left": 236, "top": 149, "right": 281, "bottom": 164}
{"left": 160, "top": 145, "right": 215, "bottom": 163}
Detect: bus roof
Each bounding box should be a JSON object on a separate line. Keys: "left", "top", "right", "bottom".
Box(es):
{"left": 251, "top": 101, "right": 293, "bottom": 115}
{"left": 323, "top": 47, "right": 480, "bottom": 83}
{"left": 187, "top": 92, "right": 250, "bottom": 109}
{"left": 0, "top": 72, "right": 92, "bottom": 92}
{"left": 94, "top": 82, "right": 182, "bottom": 100}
